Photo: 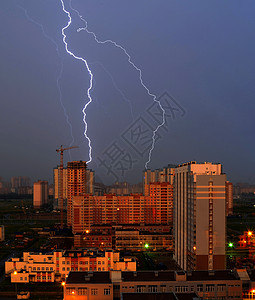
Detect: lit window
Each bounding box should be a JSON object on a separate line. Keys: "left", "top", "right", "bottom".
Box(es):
{"left": 206, "top": 284, "right": 215, "bottom": 292}
{"left": 78, "top": 288, "right": 87, "bottom": 295}
{"left": 104, "top": 288, "right": 111, "bottom": 295}
{"left": 137, "top": 285, "right": 146, "bottom": 293}
{"left": 148, "top": 285, "right": 158, "bottom": 293}
{"left": 91, "top": 288, "right": 98, "bottom": 295}
{"left": 197, "top": 284, "right": 203, "bottom": 292}
{"left": 66, "top": 288, "right": 75, "bottom": 295}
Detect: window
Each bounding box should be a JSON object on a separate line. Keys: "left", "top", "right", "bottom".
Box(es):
{"left": 218, "top": 284, "right": 226, "bottom": 292}
{"left": 50, "top": 267, "right": 53, "bottom": 271}
{"left": 137, "top": 285, "right": 146, "bottom": 293}
{"left": 175, "top": 286, "right": 189, "bottom": 293}
{"left": 104, "top": 288, "right": 111, "bottom": 295}
{"left": 197, "top": 284, "right": 203, "bottom": 292}
{"left": 98, "top": 261, "right": 101, "bottom": 265}
{"left": 33, "top": 267, "right": 36, "bottom": 270}
{"left": 67, "top": 267, "right": 70, "bottom": 271}
{"left": 20, "top": 277, "right": 23, "bottom": 281}
{"left": 206, "top": 284, "right": 215, "bottom": 292}
{"left": 37, "top": 267, "right": 40, "bottom": 271}
{"left": 160, "top": 285, "right": 167, "bottom": 292}
{"left": 62, "top": 261, "right": 65, "bottom": 265}
{"left": 66, "top": 288, "right": 76, "bottom": 295}
{"left": 62, "top": 267, "right": 65, "bottom": 271}
{"left": 85, "top": 261, "right": 88, "bottom": 265}
{"left": 148, "top": 285, "right": 158, "bottom": 293}
{"left": 78, "top": 288, "right": 87, "bottom": 295}
{"left": 91, "top": 288, "right": 98, "bottom": 295}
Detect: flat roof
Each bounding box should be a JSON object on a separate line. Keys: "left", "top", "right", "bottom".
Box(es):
{"left": 122, "top": 271, "right": 175, "bottom": 282}
{"left": 66, "top": 272, "right": 111, "bottom": 284}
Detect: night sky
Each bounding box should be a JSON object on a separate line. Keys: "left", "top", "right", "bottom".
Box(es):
{"left": 1, "top": 0, "right": 255, "bottom": 185}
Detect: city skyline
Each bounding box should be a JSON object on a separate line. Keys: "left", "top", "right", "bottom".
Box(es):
{"left": 1, "top": 0, "right": 255, "bottom": 185}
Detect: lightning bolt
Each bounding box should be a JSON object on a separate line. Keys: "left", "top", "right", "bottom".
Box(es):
{"left": 60, "top": 0, "right": 93, "bottom": 164}
{"left": 19, "top": 6, "right": 75, "bottom": 151}
{"left": 69, "top": 0, "right": 165, "bottom": 169}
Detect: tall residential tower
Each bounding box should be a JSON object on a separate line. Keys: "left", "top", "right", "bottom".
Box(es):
{"left": 174, "top": 162, "right": 226, "bottom": 271}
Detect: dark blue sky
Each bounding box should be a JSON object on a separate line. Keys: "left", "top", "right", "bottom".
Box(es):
{"left": 1, "top": 0, "right": 255, "bottom": 185}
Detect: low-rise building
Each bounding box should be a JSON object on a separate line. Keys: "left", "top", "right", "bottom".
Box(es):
{"left": 74, "top": 224, "right": 172, "bottom": 250}
{"left": 6, "top": 249, "right": 136, "bottom": 283}
{"left": 63, "top": 269, "right": 243, "bottom": 300}
{"left": 115, "top": 229, "right": 172, "bottom": 251}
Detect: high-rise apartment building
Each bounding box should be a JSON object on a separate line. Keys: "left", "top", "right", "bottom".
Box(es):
{"left": 54, "top": 167, "right": 94, "bottom": 211}
{"left": 71, "top": 191, "right": 173, "bottom": 234}
{"left": 54, "top": 168, "right": 68, "bottom": 209}
{"left": 143, "top": 165, "right": 175, "bottom": 195}
{"left": 67, "top": 161, "right": 87, "bottom": 226}
{"left": 86, "top": 169, "right": 95, "bottom": 195}
{"left": 174, "top": 162, "right": 226, "bottom": 271}
{"left": 33, "top": 180, "right": 48, "bottom": 208}
{"left": 11, "top": 176, "right": 30, "bottom": 188}
{"left": 146, "top": 182, "right": 173, "bottom": 224}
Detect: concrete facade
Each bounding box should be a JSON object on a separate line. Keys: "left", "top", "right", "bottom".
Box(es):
{"left": 33, "top": 180, "right": 48, "bottom": 208}
{"left": 174, "top": 162, "right": 226, "bottom": 271}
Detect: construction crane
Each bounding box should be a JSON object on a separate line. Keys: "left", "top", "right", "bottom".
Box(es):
{"left": 56, "top": 145, "right": 79, "bottom": 228}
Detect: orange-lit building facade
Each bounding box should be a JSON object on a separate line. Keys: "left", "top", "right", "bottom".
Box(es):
{"left": 67, "top": 161, "right": 87, "bottom": 226}
{"left": 63, "top": 270, "right": 243, "bottom": 300}
{"left": 226, "top": 181, "right": 233, "bottom": 216}
{"left": 146, "top": 182, "right": 173, "bottom": 224}
{"left": 174, "top": 162, "right": 227, "bottom": 271}
{"left": 33, "top": 180, "right": 48, "bottom": 208}
{"left": 6, "top": 250, "right": 136, "bottom": 283}
{"left": 71, "top": 188, "right": 173, "bottom": 234}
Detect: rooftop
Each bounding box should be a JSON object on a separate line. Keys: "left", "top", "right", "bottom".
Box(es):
{"left": 186, "top": 270, "right": 239, "bottom": 281}
{"left": 66, "top": 272, "right": 111, "bottom": 284}
{"left": 122, "top": 271, "right": 175, "bottom": 282}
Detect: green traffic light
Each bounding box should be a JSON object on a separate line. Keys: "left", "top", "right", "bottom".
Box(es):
{"left": 144, "top": 243, "right": 149, "bottom": 249}
{"left": 228, "top": 242, "right": 234, "bottom": 248}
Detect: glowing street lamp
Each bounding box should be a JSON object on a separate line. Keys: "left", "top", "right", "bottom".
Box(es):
{"left": 228, "top": 242, "right": 234, "bottom": 248}
{"left": 248, "top": 231, "right": 253, "bottom": 237}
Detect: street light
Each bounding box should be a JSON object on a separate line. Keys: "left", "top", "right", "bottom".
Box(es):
{"left": 61, "top": 281, "right": 65, "bottom": 299}
{"left": 228, "top": 242, "right": 234, "bottom": 248}
{"left": 13, "top": 271, "right": 17, "bottom": 297}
